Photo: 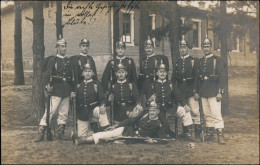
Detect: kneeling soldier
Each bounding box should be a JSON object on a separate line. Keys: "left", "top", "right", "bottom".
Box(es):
{"left": 34, "top": 36, "right": 72, "bottom": 142}
{"left": 172, "top": 35, "right": 202, "bottom": 140}
{"left": 109, "top": 62, "right": 143, "bottom": 123}
{"left": 147, "top": 60, "right": 195, "bottom": 141}
{"left": 73, "top": 101, "right": 167, "bottom": 145}
{"left": 197, "top": 35, "right": 226, "bottom": 144}
{"left": 72, "top": 60, "right": 110, "bottom": 138}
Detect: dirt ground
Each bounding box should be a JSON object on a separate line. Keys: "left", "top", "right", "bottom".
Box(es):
{"left": 1, "top": 66, "right": 259, "bottom": 164}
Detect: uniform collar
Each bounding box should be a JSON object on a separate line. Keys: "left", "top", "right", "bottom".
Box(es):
{"left": 80, "top": 53, "right": 88, "bottom": 56}
{"left": 84, "top": 79, "right": 93, "bottom": 84}
{"left": 181, "top": 54, "right": 190, "bottom": 59}
{"left": 149, "top": 116, "right": 158, "bottom": 120}
{"left": 56, "top": 54, "right": 65, "bottom": 59}
{"left": 205, "top": 54, "right": 213, "bottom": 58}
{"left": 116, "top": 55, "right": 126, "bottom": 60}
{"left": 146, "top": 53, "right": 156, "bottom": 58}
{"left": 117, "top": 79, "right": 127, "bottom": 84}
{"left": 158, "top": 79, "right": 167, "bottom": 83}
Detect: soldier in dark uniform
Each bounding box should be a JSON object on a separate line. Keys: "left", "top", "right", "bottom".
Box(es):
{"left": 138, "top": 37, "right": 169, "bottom": 105}
{"left": 73, "top": 101, "right": 168, "bottom": 145}
{"left": 172, "top": 35, "right": 202, "bottom": 140}
{"left": 197, "top": 35, "right": 226, "bottom": 144}
{"left": 101, "top": 41, "right": 137, "bottom": 93}
{"left": 109, "top": 62, "right": 143, "bottom": 123}
{"left": 34, "top": 37, "right": 73, "bottom": 142}
{"left": 70, "top": 38, "right": 98, "bottom": 86}
{"left": 147, "top": 60, "right": 195, "bottom": 140}
{"left": 71, "top": 60, "right": 109, "bottom": 141}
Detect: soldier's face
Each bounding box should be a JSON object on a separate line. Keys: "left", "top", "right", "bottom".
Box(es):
{"left": 202, "top": 45, "right": 212, "bottom": 55}
{"left": 145, "top": 45, "right": 154, "bottom": 55}
{"left": 116, "top": 69, "right": 127, "bottom": 80}
{"left": 82, "top": 69, "right": 94, "bottom": 80}
{"left": 57, "top": 44, "right": 67, "bottom": 56}
{"left": 157, "top": 69, "right": 167, "bottom": 80}
{"left": 148, "top": 108, "right": 160, "bottom": 119}
{"left": 80, "top": 44, "right": 90, "bottom": 54}
{"left": 116, "top": 47, "right": 125, "bottom": 56}
{"left": 179, "top": 46, "right": 188, "bottom": 56}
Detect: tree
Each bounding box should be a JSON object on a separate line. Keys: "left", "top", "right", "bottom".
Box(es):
{"left": 14, "top": 0, "right": 25, "bottom": 85}
{"left": 32, "top": 1, "right": 45, "bottom": 121}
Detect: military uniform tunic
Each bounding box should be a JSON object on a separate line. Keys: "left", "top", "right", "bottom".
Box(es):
{"left": 101, "top": 56, "right": 137, "bottom": 92}
{"left": 111, "top": 79, "right": 141, "bottom": 122}
{"left": 70, "top": 54, "right": 98, "bottom": 85}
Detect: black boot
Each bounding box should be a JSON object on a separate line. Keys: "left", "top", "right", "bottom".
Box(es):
{"left": 194, "top": 124, "right": 202, "bottom": 140}
{"left": 182, "top": 125, "right": 195, "bottom": 141}
{"left": 217, "top": 128, "right": 226, "bottom": 145}
{"left": 204, "top": 127, "right": 215, "bottom": 141}
{"left": 34, "top": 125, "right": 46, "bottom": 142}
{"left": 90, "top": 122, "right": 98, "bottom": 133}
{"left": 57, "top": 124, "right": 66, "bottom": 140}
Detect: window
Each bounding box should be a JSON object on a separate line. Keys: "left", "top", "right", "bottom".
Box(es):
{"left": 148, "top": 14, "right": 156, "bottom": 47}
{"left": 45, "top": 1, "right": 49, "bottom": 8}
{"left": 231, "top": 34, "right": 240, "bottom": 52}
{"left": 191, "top": 19, "right": 201, "bottom": 49}
{"left": 120, "top": 10, "right": 135, "bottom": 46}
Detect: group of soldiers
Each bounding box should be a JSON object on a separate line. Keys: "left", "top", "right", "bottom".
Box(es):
{"left": 34, "top": 34, "right": 226, "bottom": 146}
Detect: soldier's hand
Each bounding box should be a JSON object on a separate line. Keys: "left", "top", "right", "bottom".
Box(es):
{"left": 184, "top": 105, "right": 191, "bottom": 113}
{"left": 99, "top": 105, "right": 106, "bottom": 114}
{"left": 148, "top": 94, "right": 156, "bottom": 102}
{"left": 216, "top": 93, "right": 222, "bottom": 102}
{"left": 45, "top": 84, "right": 53, "bottom": 93}
{"left": 108, "top": 93, "right": 114, "bottom": 102}
{"left": 104, "top": 125, "right": 117, "bottom": 131}
{"left": 70, "top": 92, "right": 76, "bottom": 98}
{"left": 176, "top": 107, "right": 185, "bottom": 118}
{"left": 194, "top": 93, "right": 200, "bottom": 101}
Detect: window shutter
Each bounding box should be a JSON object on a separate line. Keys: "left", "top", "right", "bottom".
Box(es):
{"left": 134, "top": 11, "right": 140, "bottom": 45}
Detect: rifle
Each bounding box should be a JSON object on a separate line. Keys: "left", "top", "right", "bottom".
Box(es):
{"left": 71, "top": 70, "right": 78, "bottom": 138}
{"left": 46, "top": 71, "right": 53, "bottom": 141}
{"left": 109, "top": 68, "right": 114, "bottom": 125}
{"left": 199, "top": 98, "right": 206, "bottom": 142}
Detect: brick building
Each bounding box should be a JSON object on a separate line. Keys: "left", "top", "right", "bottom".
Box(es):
{"left": 1, "top": 1, "right": 257, "bottom": 78}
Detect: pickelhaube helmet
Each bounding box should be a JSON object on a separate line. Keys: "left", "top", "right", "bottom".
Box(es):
{"left": 115, "top": 61, "right": 126, "bottom": 72}
{"left": 79, "top": 38, "right": 90, "bottom": 46}
{"left": 56, "top": 35, "right": 67, "bottom": 48}
{"left": 116, "top": 40, "right": 126, "bottom": 49}
{"left": 179, "top": 35, "right": 189, "bottom": 47}
{"left": 148, "top": 101, "right": 159, "bottom": 110}
{"left": 144, "top": 35, "right": 154, "bottom": 47}
{"left": 156, "top": 59, "right": 168, "bottom": 71}
{"left": 201, "top": 34, "right": 212, "bottom": 47}
{"left": 83, "top": 59, "right": 93, "bottom": 70}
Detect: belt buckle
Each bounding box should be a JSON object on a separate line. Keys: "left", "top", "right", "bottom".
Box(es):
{"left": 162, "top": 103, "right": 165, "bottom": 107}
{"left": 62, "top": 78, "right": 66, "bottom": 81}
{"left": 146, "top": 75, "right": 149, "bottom": 78}
{"left": 204, "top": 76, "right": 208, "bottom": 80}
{"left": 121, "top": 103, "right": 126, "bottom": 106}
{"left": 183, "top": 78, "right": 186, "bottom": 82}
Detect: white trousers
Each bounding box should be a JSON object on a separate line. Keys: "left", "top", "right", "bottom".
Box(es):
{"left": 77, "top": 106, "right": 110, "bottom": 137}
{"left": 188, "top": 97, "right": 200, "bottom": 124}
{"left": 39, "top": 96, "right": 69, "bottom": 126}
{"left": 176, "top": 106, "right": 193, "bottom": 126}
{"left": 92, "top": 127, "right": 125, "bottom": 144}
{"left": 201, "top": 97, "right": 224, "bottom": 129}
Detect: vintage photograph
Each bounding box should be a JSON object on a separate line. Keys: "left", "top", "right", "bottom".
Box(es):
{"left": 1, "top": 0, "right": 259, "bottom": 164}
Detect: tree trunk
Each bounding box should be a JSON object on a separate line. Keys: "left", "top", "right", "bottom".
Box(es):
{"left": 139, "top": 2, "right": 149, "bottom": 67}
{"left": 113, "top": 6, "right": 119, "bottom": 59}
{"left": 56, "top": 1, "right": 63, "bottom": 39}
{"left": 167, "top": 1, "right": 180, "bottom": 69}
{"left": 220, "top": 1, "right": 229, "bottom": 115}
{"left": 14, "top": 0, "right": 25, "bottom": 85}
{"left": 32, "top": 1, "right": 45, "bottom": 122}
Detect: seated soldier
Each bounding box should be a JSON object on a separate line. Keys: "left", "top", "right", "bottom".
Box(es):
{"left": 72, "top": 101, "right": 167, "bottom": 145}
{"left": 147, "top": 60, "right": 195, "bottom": 141}
{"left": 71, "top": 60, "right": 110, "bottom": 138}
{"left": 108, "top": 61, "right": 143, "bottom": 123}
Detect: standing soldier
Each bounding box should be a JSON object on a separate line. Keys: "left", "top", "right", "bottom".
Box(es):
{"left": 172, "top": 35, "right": 202, "bottom": 140}
{"left": 109, "top": 62, "right": 143, "bottom": 123}
{"left": 70, "top": 38, "right": 98, "bottom": 86}
{"left": 147, "top": 60, "right": 194, "bottom": 140}
{"left": 71, "top": 60, "right": 110, "bottom": 142}
{"left": 101, "top": 40, "right": 137, "bottom": 93}
{"left": 34, "top": 36, "right": 73, "bottom": 142}
{"left": 138, "top": 37, "right": 169, "bottom": 105}
{"left": 198, "top": 35, "right": 226, "bottom": 144}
